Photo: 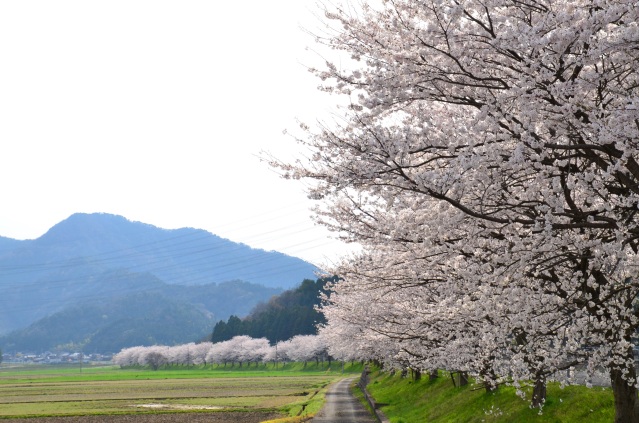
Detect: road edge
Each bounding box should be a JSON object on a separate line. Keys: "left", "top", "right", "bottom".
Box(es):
{"left": 357, "top": 367, "right": 390, "bottom": 423}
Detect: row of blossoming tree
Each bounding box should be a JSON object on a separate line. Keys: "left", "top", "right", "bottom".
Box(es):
{"left": 112, "top": 335, "right": 330, "bottom": 369}
{"left": 272, "top": 0, "right": 639, "bottom": 421}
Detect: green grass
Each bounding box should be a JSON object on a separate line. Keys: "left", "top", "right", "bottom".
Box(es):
{"left": 0, "top": 361, "right": 362, "bottom": 383}
{"left": 4, "top": 361, "right": 615, "bottom": 421}
{"left": 0, "top": 361, "right": 362, "bottom": 419}
{"left": 352, "top": 379, "right": 376, "bottom": 416}
{"left": 366, "top": 370, "right": 614, "bottom": 423}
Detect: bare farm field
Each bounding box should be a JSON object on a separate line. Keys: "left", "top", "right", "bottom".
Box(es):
{"left": 0, "top": 412, "right": 283, "bottom": 423}
{"left": 0, "top": 364, "right": 348, "bottom": 422}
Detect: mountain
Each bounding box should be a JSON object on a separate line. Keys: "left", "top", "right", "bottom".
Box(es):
{"left": 0, "top": 236, "right": 24, "bottom": 255}
{"left": 0, "top": 213, "right": 317, "bottom": 342}
{"left": 0, "top": 276, "right": 282, "bottom": 353}
{"left": 0, "top": 292, "right": 212, "bottom": 353}
{"left": 0, "top": 213, "right": 316, "bottom": 288}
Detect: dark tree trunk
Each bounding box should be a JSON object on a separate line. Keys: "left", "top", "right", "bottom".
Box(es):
{"left": 429, "top": 369, "right": 438, "bottom": 380}
{"left": 459, "top": 371, "right": 469, "bottom": 386}
{"left": 484, "top": 382, "right": 498, "bottom": 393}
{"left": 481, "top": 358, "right": 498, "bottom": 393}
{"left": 531, "top": 373, "right": 546, "bottom": 408}
{"left": 413, "top": 369, "right": 421, "bottom": 381}
{"left": 611, "top": 366, "right": 639, "bottom": 423}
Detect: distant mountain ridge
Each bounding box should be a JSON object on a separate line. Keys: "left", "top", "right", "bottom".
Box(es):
{"left": 0, "top": 279, "right": 281, "bottom": 353}
{"left": 0, "top": 213, "right": 318, "bottom": 345}
{"left": 0, "top": 213, "right": 316, "bottom": 287}
{"left": 0, "top": 236, "right": 23, "bottom": 255}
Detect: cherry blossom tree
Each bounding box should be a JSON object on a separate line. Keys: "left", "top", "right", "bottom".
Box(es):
{"left": 167, "top": 343, "right": 195, "bottom": 366}
{"left": 319, "top": 232, "right": 575, "bottom": 399}
{"left": 272, "top": 339, "right": 292, "bottom": 363}
{"left": 201, "top": 336, "right": 273, "bottom": 367}
{"left": 113, "top": 346, "right": 146, "bottom": 367}
{"left": 317, "top": 320, "right": 372, "bottom": 364}
{"left": 205, "top": 338, "right": 235, "bottom": 367}
{"left": 235, "top": 336, "right": 272, "bottom": 367}
{"left": 276, "top": 335, "right": 328, "bottom": 366}
{"left": 191, "top": 342, "right": 214, "bottom": 365}
{"left": 141, "top": 346, "right": 169, "bottom": 370}
{"left": 274, "top": 0, "right": 639, "bottom": 420}
{"left": 262, "top": 342, "right": 280, "bottom": 365}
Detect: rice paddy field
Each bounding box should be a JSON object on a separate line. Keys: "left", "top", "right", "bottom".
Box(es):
{"left": 0, "top": 362, "right": 361, "bottom": 422}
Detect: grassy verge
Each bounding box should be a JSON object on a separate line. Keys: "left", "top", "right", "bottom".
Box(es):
{"left": 277, "top": 379, "right": 331, "bottom": 420}
{"left": 366, "top": 370, "right": 614, "bottom": 422}
{"left": 351, "top": 379, "right": 376, "bottom": 416}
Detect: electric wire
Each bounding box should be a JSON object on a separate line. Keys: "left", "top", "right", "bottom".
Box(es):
{"left": 0, "top": 211, "right": 349, "bottom": 322}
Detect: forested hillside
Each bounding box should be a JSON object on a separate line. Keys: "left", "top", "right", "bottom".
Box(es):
{"left": 0, "top": 276, "right": 280, "bottom": 353}
{"left": 0, "top": 213, "right": 316, "bottom": 352}
{"left": 210, "top": 277, "right": 336, "bottom": 343}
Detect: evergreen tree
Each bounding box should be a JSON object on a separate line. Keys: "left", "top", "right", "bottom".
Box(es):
{"left": 210, "top": 277, "right": 335, "bottom": 343}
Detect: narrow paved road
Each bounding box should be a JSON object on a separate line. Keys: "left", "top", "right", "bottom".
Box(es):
{"left": 312, "top": 377, "right": 377, "bottom": 423}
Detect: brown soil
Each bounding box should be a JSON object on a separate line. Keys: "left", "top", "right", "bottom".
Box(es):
{"left": 0, "top": 411, "right": 284, "bottom": 423}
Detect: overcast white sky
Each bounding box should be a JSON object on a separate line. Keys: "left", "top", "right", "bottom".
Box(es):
{"left": 0, "top": 1, "right": 355, "bottom": 267}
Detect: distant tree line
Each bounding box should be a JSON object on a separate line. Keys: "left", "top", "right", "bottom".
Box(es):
{"left": 113, "top": 334, "right": 329, "bottom": 369}
{"left": 210, "top": 277, "right": 336, "bottom": 344}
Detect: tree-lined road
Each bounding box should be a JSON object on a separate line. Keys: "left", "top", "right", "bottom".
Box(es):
{"left": 312, "top": 378, "right": 377, "bottom": 423}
